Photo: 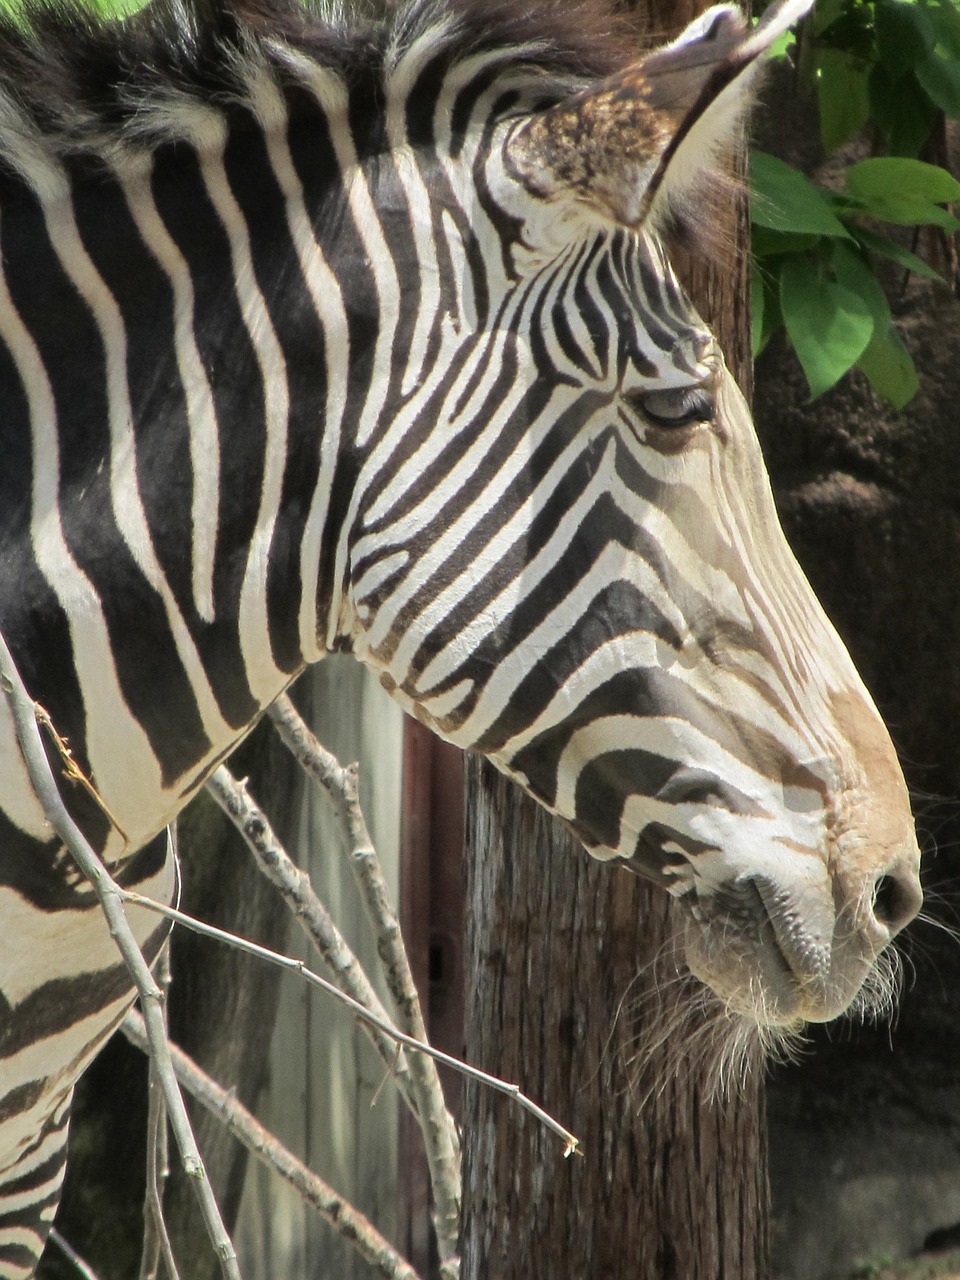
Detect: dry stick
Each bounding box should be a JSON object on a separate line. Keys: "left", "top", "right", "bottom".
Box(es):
{"left": 141, "top": 1077, "right": 180, "bottom": 1280}
{"left": 118, "top": 889, "right": 581, "bottom": 1156}
{"left": 0, "top": 635, "right": 242, "bottom": 1280}
{"left": 139, "top": 939, "right": 180, "bottom": 1280}
{"left": 122, "top": 1011, "right": 422, "bottom": 1280}
{"left": 204, "top": 766, "right": 421, "bottom": 1118}
{"left": 267, "top": 695, "right": 461, "bottom": 1275}
{"left": 48, "top": 1229, "right": 102, "bottom": 1280}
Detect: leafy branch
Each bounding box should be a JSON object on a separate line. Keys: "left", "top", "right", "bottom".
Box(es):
{"left": 751, "top": 0, "right": 960, "bottom": 407}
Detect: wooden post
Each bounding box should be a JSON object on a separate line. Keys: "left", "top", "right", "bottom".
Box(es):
{"left": 460, "top": 2, "right": 767, "bottom": 1273}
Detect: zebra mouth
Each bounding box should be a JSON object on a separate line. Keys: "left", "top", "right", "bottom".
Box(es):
{"left": 682, "top": 877, "right": 835, "bottom": 1026}
{"left": 747, "top": 876, "right": 832, "bottom": 991}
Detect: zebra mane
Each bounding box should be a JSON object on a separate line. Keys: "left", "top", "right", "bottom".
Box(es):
{"left": 0, "top": 0, "right": 636, "bottom": 172}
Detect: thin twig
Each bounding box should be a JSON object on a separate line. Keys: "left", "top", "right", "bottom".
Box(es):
{"left": 121, "top": 1011, "right": 423, "bottom": 1280}
{"left": 48, "top": 1229, "right": 102, "bottom": 1280}
{"left": 0, "top": 635, "right": 242, "bottom": 1280}
{"left": 205, "top": 766, "right": 421, "bottom": 1118}
{"left": 139, "top": 937, "right": 179, "bottom": 1280}
{"left": 119, "top": 889, "right": 581, "bottom": 1157}
{"left": 267, "top": 695, "right": 462, "bottom": 1274}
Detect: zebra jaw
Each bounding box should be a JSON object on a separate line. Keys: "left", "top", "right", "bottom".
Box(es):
{"left": 637, "top": 743, "right": 921, "bottom": 1029}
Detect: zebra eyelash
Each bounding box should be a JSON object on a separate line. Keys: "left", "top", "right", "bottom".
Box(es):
{"left": 622, "top": 384, "right": 714, "bottom": 430}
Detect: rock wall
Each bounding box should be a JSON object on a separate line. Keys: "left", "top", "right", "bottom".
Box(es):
{"left": 754, "top": 108, "right": 960, "bottom": 1274}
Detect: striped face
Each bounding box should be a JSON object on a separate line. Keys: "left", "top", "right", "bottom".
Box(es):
{"left": 351, "top": 0, "right": 921, "bottom": 1029}
{"left": 352, "top": 217, "right": 920, "bottom": 1029}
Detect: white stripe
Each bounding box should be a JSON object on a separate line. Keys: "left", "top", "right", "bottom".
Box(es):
{"left": 0, "top": 866, "right": 171, "bottom": 1009}
{"left": 243, "top": 66, "right": 350, "bottom": 662}
{"left": 386, "top": 44, "right": 444, "bottom": 396}
{"left": 195, "top": 129, "right": 290, "bottom": 704}
{"left": 41, "top": 188, "right": 233, "bottom": 752}
{"left": 550, "top": 714, "right": 823, "bottom": 851}
{"left": 0, "top": 691, "right": 48, "bottom": 841}
{"left": 0, "top": 1168, "right": 65, "bottom": 1219}
{"left": 0, "top": 207, "right": 164, "bottom": 836}
{"left": 117, "top": 158, "right": 221, "bottom": 625}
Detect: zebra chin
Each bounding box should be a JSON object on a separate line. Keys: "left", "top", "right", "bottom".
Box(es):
{"left": 676, "top": 860, "right": 920, "bottom": 1031}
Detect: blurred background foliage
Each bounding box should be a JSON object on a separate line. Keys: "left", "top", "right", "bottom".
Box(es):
{"left": 752, "top": 0, "right": 960, "bottom": 407}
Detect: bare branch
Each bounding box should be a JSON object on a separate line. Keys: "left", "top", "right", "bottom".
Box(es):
{"left": 48, "top": 1229, "right": 102, "bottom": 1280}
{"left": 267, "top": 695, "right": 462, "bottom": 1274}
{"left": 139, "top": 938, "right": 179, "bottom": 1280}
{"left": 204, "top": 766, "right": 421, "bottom": 1118}
{"left": 0, "top": 635, "right": 242, "bottom": 1280}
{"left": 119, "top": 888, "right": 582, "bottom": 1156}
{"left": 121, "top": 1012, "right": 423, "bottom": 1280}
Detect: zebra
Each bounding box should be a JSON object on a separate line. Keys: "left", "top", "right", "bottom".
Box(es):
{"left": 0, "top": 0, "right": 921, "bottom": 1271}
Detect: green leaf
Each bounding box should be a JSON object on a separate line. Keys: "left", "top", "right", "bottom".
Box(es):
{"left": 853, "top": 227, "right": 947, "bottom": 282}
{"left": 868, "top": 65, "right": 939, "bottom": 156}
{"left": 917, "top": 50, "right": 960, "bottom": 116}
{"left": 816, "top": 48, "right": 871, "bottom": 150}
{"left": 813, "top": 0, "right": 846, "bottom": 36}
{"left": 751, "top": 225, "right": 822, "bottom": 257}
{"left": 752, "top": 263, "right": 783, "bottom": 358}
{"left": 766, "top": 27, "right": 797, "bottom": 59}
{"left": 780, "top": 259, "right": 876, "bottom": 399}
{"left": 750, "top": 152, "right": 852, "bottom": 239}
{"left": 931, "top": 0, "right": 960, "bottom": 58}
{"left": 845, "top": 157, "right": 960, "bottom": 227}
{"left": 830, "top": 242, "right": 892, "bottom": 328}
{"left": 856, "top": 326, "right": 920, "bottom": 408}
{"left": 851, "top": 193, "right": 960, "bottom": 228}
{"left": 751, "top": 268, "right": 765, "bottom": 357}
{"left": 846, "top": 156, "right": 960, "bottom": 204}
{"left": 875, "top": 0, "right": 936, "bottom": 79}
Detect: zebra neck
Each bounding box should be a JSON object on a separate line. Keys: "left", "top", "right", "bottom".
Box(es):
{"left": 0, "top": 103, "right": 391, "bottom": 844}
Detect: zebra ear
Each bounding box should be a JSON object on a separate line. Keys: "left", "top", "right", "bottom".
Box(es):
{"left": 504, "top": 0, "right": 811, "bottom": 233}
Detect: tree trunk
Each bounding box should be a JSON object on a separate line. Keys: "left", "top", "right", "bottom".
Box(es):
{"left": 461, "top": 776, "right": 768, "bottom": 1279}
{"left": 460, "top": 3, "right": 768, "bottom": 1273}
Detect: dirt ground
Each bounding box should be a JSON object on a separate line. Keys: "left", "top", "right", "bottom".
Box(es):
{"left": 847, "top": 1249, "right": 960, "bottom": 1279}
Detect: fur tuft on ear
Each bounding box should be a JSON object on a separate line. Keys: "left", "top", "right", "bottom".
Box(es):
{"left": 504, "top": 0, "right": 811, "bottom": 233}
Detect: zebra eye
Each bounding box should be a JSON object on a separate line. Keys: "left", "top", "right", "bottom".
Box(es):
{"left": 625, "top": 385, "right": 714, "bottom": 429}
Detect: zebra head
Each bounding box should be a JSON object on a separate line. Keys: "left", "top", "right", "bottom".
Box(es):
{"left": 349, "top": 0, "right": 921, "bottom": 1030}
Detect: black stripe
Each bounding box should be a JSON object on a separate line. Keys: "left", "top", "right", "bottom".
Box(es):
{"left": 223, "top": 106, "right": 322, "bottom": 675}
{"left": 474, "top": 572, "right": 679, "bottom": 755}
{"left": 2, "top": 173, "right": 208, "bottom": 789}
{"left": 396, "top": 408, "right": 629, "bottom": 684}
{"left": 151, "top": 137, "right": 262, "bottom": 726}
{"left": 0, "top": 1140, "right": 65, "bottom": 1203}
{"left": 286, "top": 85, "right": 381, "bottom": 635}
{"left": 0, "top": 918, "right": 168, "bottom": 1060}
{"left": 351, "top": 326, "right": 498, "bottom": 547}
{"left": 70, "top": 163, "right": 213, "bottom": 784}
{"left": 0, "top": 826, "right": 168, "bottom": 918}
{"left": 551, "top": 242, "right": 604, "bottom": 377}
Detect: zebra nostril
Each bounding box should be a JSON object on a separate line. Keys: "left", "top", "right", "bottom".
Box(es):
{"left": 871, "top": 870, "right": 922, "bottom": 936}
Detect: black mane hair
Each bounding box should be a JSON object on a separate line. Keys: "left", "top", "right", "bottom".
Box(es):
{"left": 0, "top": 0, "right": 640, "bottom": 163}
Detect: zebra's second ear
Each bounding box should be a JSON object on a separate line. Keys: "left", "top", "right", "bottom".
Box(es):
{"left": 503, "top": 0, "right": 811, "bottom": 233}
